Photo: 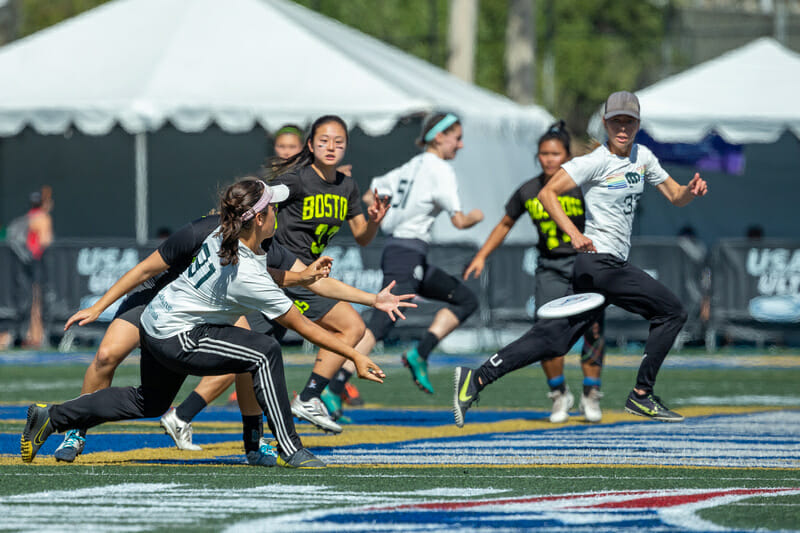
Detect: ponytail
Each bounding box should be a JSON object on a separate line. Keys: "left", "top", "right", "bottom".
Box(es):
{"left": 216, "top": 179, "right": 264, "bottom": 266}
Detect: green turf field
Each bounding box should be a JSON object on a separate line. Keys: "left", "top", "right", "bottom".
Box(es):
{"left": 1, "top": 349, "right": 799, "bottom": 531}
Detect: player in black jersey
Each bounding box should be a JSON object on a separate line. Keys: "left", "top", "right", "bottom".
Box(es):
{"left": 464, "top": 121, "right": 606, "bottom": 423}
{"left": 270, "top": 115, "right": 392, "bottom": 433}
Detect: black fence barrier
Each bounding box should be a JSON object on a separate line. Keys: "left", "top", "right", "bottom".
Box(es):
{"left": 708, "top": 238, "right": 800, "bottom": 349}
{"left": 2, "top": 236, "right": 798, "bottom": 350}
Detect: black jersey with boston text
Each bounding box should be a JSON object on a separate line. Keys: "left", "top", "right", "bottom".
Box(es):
{"left": 505, "top": 174, "right": 586, "bottom": 259}
{"left": 274, "top": 165, "right": 362, "bottom": 265}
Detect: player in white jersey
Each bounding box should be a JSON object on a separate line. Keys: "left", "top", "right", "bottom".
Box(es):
{"left": 338, "top": 112, "right": 483, "bottom": 399}
{"left": 454, "top": 91, "right": 708, "bottom": 427}
{"left": 21, "top": 179, "right": 386, "bottom": 467}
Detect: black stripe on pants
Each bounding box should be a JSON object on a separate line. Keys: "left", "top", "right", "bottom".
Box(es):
{"left": 50, "top": 323, "right": 302, "bottom": 456}
{"left": 476, "top": 253, "right": 686, "bottom": 393}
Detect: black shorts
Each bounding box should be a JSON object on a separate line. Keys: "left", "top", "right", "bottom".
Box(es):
{"left": 282, "top": 285, "right": 339, "bottom": 322}
{"left": 534, "top": 255, "right": 575, "bottom": 309}
{"left": 113, "top": 288, "right": 157, "bottom": 326}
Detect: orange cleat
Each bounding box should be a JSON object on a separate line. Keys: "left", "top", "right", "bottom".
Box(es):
{"left": 341, "top": 382, "right": 365, "bottom": 406}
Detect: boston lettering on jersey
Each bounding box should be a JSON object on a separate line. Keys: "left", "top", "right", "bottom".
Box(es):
{"left": 301, "top": 193, "right": 349, "bottom": 222}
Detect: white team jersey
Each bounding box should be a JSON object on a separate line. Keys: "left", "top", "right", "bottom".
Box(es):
{"left": 141, "top": 228, "right": 293, "bottom": 339}
{"left": 562, "top": 143, "right": 669, "bottom": 260}
{"left": 369, "top": 152, "right": 463, "bottom": 242}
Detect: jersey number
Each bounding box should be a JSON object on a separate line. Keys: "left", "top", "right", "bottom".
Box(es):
{"left": 539, "top": 220, "right": 572, "bottom": 251}
{"left": 392, "top": 178, "right": 415, "bottom": 209}
{"left": 623, "top": 193, "right": 641, "bottom": 215}
{"left": 311, "top": 223, "right": 340, "bottom": 255}
{"left": 187, "top": 243, "right": 216, "bottom": 288}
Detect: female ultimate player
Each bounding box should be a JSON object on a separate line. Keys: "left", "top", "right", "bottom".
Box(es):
{"left": 269, "top": 115, "right": 391, "bottom": 433}
{"left": 454, "top": 91, "right": 708, "bottom": 427}
{"left": 344, "top": 112, "right": 483, "bottom": 398}
{"left": 52, "top": 201, "right": 413, "bottom": 463}
{"left": 463, "top": 121, "right": 606, "bottom": 423}
{"left": 23, "top": 179, "right": 387, "bottom": 467}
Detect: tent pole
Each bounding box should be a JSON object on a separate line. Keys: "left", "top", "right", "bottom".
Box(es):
{"left": 135, "top": 132, "right": 148, "bottom": 244}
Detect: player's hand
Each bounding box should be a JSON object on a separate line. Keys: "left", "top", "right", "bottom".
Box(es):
{"left": 571, "top": 233, "right": 596, "bottom": 253}
{"left": 463, "top": 256, "right": 485, "bottom": 280}
{"left": 354, "top": 355, "right": 386, "bottom": 383}
{"left": 64, "top": 306, "right": 101, "bottom": 331}
{"left": 298, "top": 256, "right": 332, "bottom": 286}
{"left": 469, "top": 209, "right": 484, "bottom": 224}
{"left": 374, "top": 280, "right": 416, "bottom": 322}
{"left": 367, "top": 188, "right": 390, "bottom": 223}
{"left": 688, "top": 173, "right": 708, "bottom": 197}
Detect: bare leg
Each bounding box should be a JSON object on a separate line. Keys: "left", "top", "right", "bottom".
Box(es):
{"left": 426, "top": 308, "right": 460, "bottom": 340}
{"left": 308, "top": 302, "right": 365, "bottom": 381}
{"left": 81, "top": 319, "right": 141, "bottom": 393}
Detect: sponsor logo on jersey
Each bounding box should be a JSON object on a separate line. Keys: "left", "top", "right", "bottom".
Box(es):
{"left": 524, "top": 196, "right": 584, "bottom": 220}
{"left": 605, "top": 173, "right": 628, "bottom": 190}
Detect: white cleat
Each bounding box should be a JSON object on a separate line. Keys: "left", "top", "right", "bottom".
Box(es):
{"left": 548, "top": 386, "right": 574, "bottom": 424}
{"left": 160, "top": 408, "right": 202, "bottom": 451}
{"left": 580, "top": 388, "right": 604, "bottom": 423}
{"left": 291, "top": 395, "right": 342, "bottom": 434}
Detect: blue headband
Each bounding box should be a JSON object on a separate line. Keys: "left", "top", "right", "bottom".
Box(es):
{"left": 423, "top": 113, "right": 459, "bottom": 143}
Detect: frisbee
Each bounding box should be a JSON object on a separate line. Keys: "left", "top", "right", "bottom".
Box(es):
{"left": 537, "top": 292, "right": 605, "bottom": 319}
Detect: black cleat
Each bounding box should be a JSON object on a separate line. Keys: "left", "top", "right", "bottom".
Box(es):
{"left": 276, "top": 448, "right": 326, "bottom": 469}
{"left": 453, "top": 367, "right": 480, "bottom": 428}
{"left": 21, "top": 403, "right": 54, "bottom": 463}
{"left": 625, "top": 391, "right": 684, "bottom": 422}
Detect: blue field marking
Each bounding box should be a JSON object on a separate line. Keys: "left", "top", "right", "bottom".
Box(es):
{"left": 312, "top": 410, "right": 800, "bottom": 468}
{"left": 0, "top": 404, "right": 552, "bottom": 426}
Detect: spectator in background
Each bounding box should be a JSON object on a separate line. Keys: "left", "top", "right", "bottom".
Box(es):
{"left": 22, "top": 187, "right": 53, "bottom": 347}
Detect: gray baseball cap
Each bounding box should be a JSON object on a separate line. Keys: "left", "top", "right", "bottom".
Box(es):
{"left": 604, "top": 91, "right": 640, "bottom": 120}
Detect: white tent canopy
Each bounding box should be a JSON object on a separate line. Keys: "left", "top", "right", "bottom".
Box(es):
{"left": 0, "top": 0, "right": 553, "bottom": 243}
{"left": 588, "top": 38, "right": 800, "bottom": 144}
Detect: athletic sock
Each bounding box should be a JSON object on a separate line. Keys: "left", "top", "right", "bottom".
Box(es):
{"left": 175, "top": 391, "right": 207, "bottom": 423}
{"left": 327, "top": 368, "right": 352, "bottom": 396}
{"left": 583, "top": 377, "right": 601, "bottom": 396}
{"left": 299, "top": 372, "right": 330, "bottom": 402}
{"left": 416, "top": 331, "right": 440, "bottom": 361}
{"left": 241, "top": 415, "right": 263, "bottom": 454}
{"left": 634, "top": 389, "right": 650, "bottom": 399}
{"left": 547, "top": 375, "right": 567, "bottom": 393}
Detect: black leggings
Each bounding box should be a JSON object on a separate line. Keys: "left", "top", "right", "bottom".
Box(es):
{"left": 366, "top": 242, "right": 478, "bottom": 340}
{"left": 49, "top": 323, "right": 302, "bottom": 456}
{"left": 476, "top": 253, "right": 686, "bottom": 392}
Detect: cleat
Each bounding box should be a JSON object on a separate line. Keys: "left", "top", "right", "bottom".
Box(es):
{"left": 625, "top": 390, "right": 684, "bottom": 422}
{"left": 341, "top": 382, "right": 364, "bottom": 406}
{"left": 160, "top": 408, "right": 202, "bottom": 450}
{"left": 21, "top": 403, "right": 54, "bottom": 463}
{"left": 54, "top": 429, "right": 86, "bottom": 463}
{"left": 246, "top": 441, "right": 278, "bottom": 467}
{"left": 547, "top": 385, "right": 574, "bottom": 424}
{"left": 320, "top": 388, "right": 351, "bottom": 424}
{"left": 402, "top": 349, "right": 434, "bottom": 394}
{"left": 276, "top": 447, "right": 326, "bottom": 469}
{"left": 228, "top": 391, "right": 238, "bottom": 404}
{"left": 580, "top": 388, "right": 604, "bottom": 423}
{"left": 291, "top": 395, "right": 342, "bottom": 434}
{"left": 453, "top": 367, "right": 480, "bottom": 428}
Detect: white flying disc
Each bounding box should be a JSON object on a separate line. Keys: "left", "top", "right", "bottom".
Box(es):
{"left": 537, "top": 292, "right": 605, "bottom": 319}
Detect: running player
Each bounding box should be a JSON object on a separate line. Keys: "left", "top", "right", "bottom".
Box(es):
{"left": 342, "top": 112, "right": 483, "bottom": 400}
{"left": 454, "top": 91, "right": 708, "bottom": 426}
{"left": 269, "top": 115, "right": 391, "bottom": 433}
{"left": 463, "top": 120, "right": 606, "bottom": 423}
{"left": 22, "top": 179, "right": 386, "bottom": 467}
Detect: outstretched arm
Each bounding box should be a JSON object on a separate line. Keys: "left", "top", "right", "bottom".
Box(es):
{"left": 451, "top": 209, "right": 484, "bottom": 230}
{"left": 349, "top": 189, "right": 391, "bottom": 246}
{"left": 464, "top": 215, "right": 515, "bottom": 279}
{"left": 275, "top": 306, "right": 386, "bottom": 382}
{"left": 539, "top": 168, "right": 595, "bottom": 252}
{"left": 64, "top": 251, "right": 169, "bottom": 330}
{"left": 656, "top": 173, "right": 708, "bottom": 207}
